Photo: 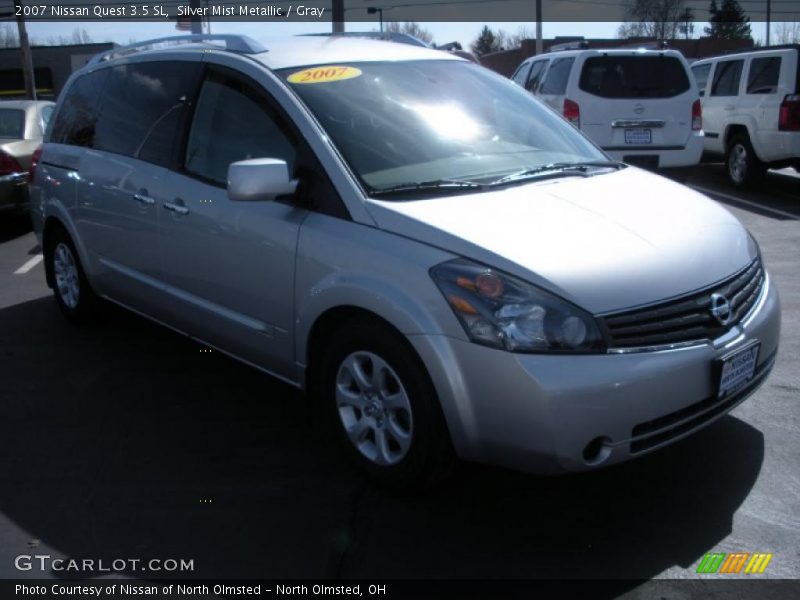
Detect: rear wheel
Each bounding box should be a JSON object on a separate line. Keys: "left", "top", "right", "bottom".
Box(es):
{"left": 726, "top": 134, "right": 765, "bottom": 189}
{"left": 46, "top": 227, "right": 100, "bottom": 324}
{"left": 318, "top": 317, "right": 454, "bottom": 488}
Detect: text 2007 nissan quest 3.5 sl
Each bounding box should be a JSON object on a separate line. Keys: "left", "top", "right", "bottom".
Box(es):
{"left": 30, "top": 35, "right": 781, "bottom": 485}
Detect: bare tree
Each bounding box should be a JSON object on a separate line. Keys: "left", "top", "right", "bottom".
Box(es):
{"left": 384, "top": 22, "right": 434, "bottom": 45}
{"left": 495, "top": 25, "right": 535, "bottom": 50}
{"left": 617, "top": 0, "right": 688, "bottom": 40}
{"left": 0, "top": 23, "right": 20, "bottom": 48}
{"left": 39, "top": 28, "right": 96, "bottom": 46}
{"left": 773, "top": 22, "right": 800, "bottom": 44}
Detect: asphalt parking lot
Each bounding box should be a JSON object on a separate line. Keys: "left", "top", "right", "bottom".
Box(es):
{"left": 0, "top": 163, "right": 797, "bottom": 588}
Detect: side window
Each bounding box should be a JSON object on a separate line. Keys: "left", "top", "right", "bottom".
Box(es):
{"left": 747, "top": 57, "right": 781, "bottom": 94}
{"left": 40, "top": 105, "right": 54, "bottom": 133}
{"left": 185, "top": 71, "right": 297, "bottom": 186}
{"left": 691, "top": 64, "right": 712, "bottom": 97}
{"left": 539, "top": 57, "right": 574, "bottom": 95}
{"left": 710, "top": 60, "right": 743, "bottom": 97}
{"left": 526, "top": 61, "right": 548, "bottom": 93}
{"left": 511, "top": 61, "right": 532, "bottom": 87}
{"left": 50, "top": 69, "right": 108, "bottom": 147}
{"left": 94, "top": 61, "right": 202, "bottom": 166}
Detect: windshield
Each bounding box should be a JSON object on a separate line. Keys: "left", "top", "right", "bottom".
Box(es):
{"left": 0, "top": 109, "right": 25, "bottom": 139}
{"left": 279, "top": 60, "right": 607, "bottom": 197}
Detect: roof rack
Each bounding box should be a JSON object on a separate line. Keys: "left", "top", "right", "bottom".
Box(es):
{"left": 87, "top": 34, "right": 267, "bottom": 66}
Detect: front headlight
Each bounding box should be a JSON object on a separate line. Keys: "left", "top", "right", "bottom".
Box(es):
{"left": 430, "top": 259, "right": 606, "bottom": 353}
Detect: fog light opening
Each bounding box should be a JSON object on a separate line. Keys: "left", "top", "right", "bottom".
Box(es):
{"left": 583, "top": 436, "right": 612, "bottom": 466}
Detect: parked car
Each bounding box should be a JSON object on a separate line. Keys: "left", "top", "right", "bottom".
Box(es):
{"left": 0, "top": 100, "right": 54, "bottom": 215}
{"left": 511, "top": 48, "right": 703, "bottom": 169}
{"left": 31, "top": 34, "right": 780, "bottom": 486}
{"left": 691, "top": 45, "right": 800, "bottom": 188}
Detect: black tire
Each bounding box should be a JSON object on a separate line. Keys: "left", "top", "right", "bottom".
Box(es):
{"left": 726, "top": 134, "right": 765, "bottom": 189}
{"left": 45, "top": 227, "right": 100, "bottom": 324}
{"left": 318, "top": 317, "right": 455, "bottom": 488}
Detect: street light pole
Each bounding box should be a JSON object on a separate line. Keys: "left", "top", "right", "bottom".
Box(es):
{"left": 367, "top": 7, "right": 383, "bottom": 33}
{"left": 766, "top": 0, "right": 771, "bottom": 46}
{"left": 190, "top": 0, "right": 203, "bottom": 34}
{"left": 333, "top": 0, "right": 344, "bottom": 33}
{"left": 13, "top": 0, "right": 36, "bottom": 100}
{"left": 535, "top": 0, "right": 543, "bottom": 55}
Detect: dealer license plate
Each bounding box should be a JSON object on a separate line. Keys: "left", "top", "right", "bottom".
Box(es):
{"left": 717, "top": 342, "right": 760, "bottom": 398}
{"left": 625, "top": 128, "right": 652, "bottom": 144}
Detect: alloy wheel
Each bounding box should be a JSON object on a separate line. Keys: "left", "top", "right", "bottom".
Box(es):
{"left": 53, "top": 242, "right": 80, "bottom": 309}
{"left": 335, "top": 351, "right": 414, "bottom": 466}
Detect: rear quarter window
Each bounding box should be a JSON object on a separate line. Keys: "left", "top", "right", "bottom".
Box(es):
{"left": 540, "top": 57, "right": 574, "bottom": 95}
{"left": 578, "top": 55, "right": 690, "bottom": 98}
{"left": 747, "top": 57, "right": 781, "bottom": 94}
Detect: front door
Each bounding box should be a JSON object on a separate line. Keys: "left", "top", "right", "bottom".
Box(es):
{"left": 158, "top": 67, "right": 307, "bottom": 380}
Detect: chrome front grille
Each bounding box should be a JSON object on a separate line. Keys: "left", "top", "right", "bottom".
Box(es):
{"left": 602, "top": 259, "right": 765, "bottom": 349}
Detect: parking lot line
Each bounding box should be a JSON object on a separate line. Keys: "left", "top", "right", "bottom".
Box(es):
{"left": 690, "top": 184, "right": 799, "bottom": 221}
{"left": 14, "top": 254, "right": 43, "bottom": 275}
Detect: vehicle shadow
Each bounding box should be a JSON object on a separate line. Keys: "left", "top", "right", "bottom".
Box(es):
{"left": 667, "top": 163, "right": 800, "bottom": 221}
{"left": 0, "top": 297, "right": 764, "bottom": 589}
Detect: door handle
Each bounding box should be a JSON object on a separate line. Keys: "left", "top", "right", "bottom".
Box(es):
{"left": 132, "top": 193, "right": 155, "bottom": 206}
{"left": 724, "top": 105, "right": 735, "bottom": 111}
{"left": 163, "top": 201, "right": 189, "bottom": 216}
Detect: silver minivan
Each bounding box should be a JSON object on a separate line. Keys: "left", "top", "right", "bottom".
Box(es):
{"left": 31, "top": 35, "right": 780, "bottom": 485}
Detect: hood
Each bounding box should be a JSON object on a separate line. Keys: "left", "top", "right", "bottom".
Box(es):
{"left": 365, "top": 167, "right": 756, "bottom": 314}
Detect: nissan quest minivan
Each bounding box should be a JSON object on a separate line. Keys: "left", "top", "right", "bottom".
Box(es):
{"left": 30, "top": 35, "right": 781, "bottom": 485}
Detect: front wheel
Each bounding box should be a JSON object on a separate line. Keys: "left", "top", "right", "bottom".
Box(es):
{"left": 319, "top": 318, "right": 454, "bottom": 488}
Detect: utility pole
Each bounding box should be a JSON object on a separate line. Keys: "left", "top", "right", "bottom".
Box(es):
{"left": 190, "top": 0, "right": 203, "bottom": 34}
{"left": 535, "top": 0, "right": 543, "bottom": 55}
{"left": 13, "top": 0, "right": 36, "bottom": 100}
{"left": 766, "top": 0, "right": 771, "bottom": 46}
{"left": 333, "top": 0, "right": 344, "bottom": 33}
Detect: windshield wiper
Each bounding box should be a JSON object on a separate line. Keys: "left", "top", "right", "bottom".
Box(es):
{"left": 489, "top": 161, "right": 623, "bottom": 187}
{"left": 370, "top": 179, "right": 485, "bottom": 197}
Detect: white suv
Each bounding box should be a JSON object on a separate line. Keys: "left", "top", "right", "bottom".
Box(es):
{"left": 691, "top": 45, "right": 800, "bottom": 188}
{"left": 512, "top": 48, "right": 703, "bottom": 169}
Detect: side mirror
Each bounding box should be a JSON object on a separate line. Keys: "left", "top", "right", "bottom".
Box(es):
{"left": 227, "top": 158, "right": 298, "bottom": 202}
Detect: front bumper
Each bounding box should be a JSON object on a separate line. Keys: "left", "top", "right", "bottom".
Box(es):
{"left": 409, "top": 275, "right": 780, "bottom": 474}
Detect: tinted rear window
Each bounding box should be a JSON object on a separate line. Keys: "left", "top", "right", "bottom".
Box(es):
{"left": 579, "top": 56, "right": 690, "bottom": 98}
{"left": 0, "top": 108, "right": 24, "bottom": 138}
{"left": 540, "top": 57, "right": 574, "bottom": 95}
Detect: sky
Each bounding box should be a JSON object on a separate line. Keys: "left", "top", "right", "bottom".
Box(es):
{"left": 19, "top": 19, "right": 776, "bottom": 50}
{"left": 21, "top": 21, "right": 634, "bottom": 50}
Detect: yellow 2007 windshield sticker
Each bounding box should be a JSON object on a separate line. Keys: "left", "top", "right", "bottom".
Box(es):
{"left": 288, "top": 66, "right": 362, "bottom": 84}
